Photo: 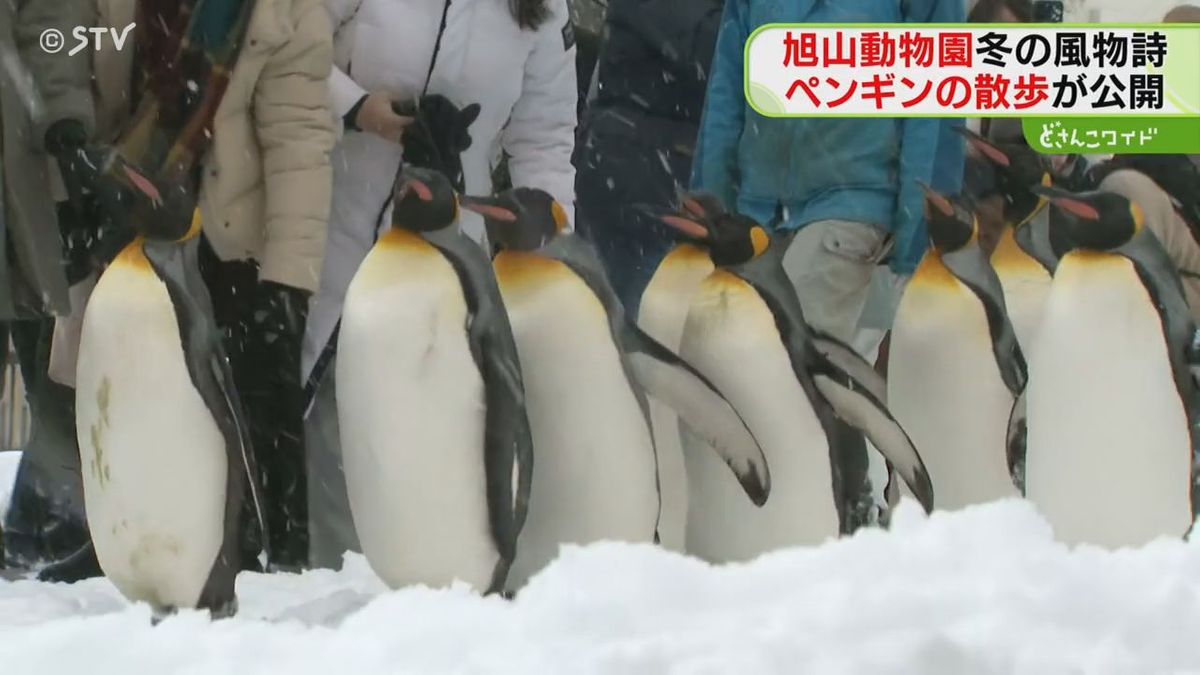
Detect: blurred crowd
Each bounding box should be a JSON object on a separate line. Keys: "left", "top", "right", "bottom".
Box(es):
{"left": 1, "top": 0, "right": 1197, "bottom": 575}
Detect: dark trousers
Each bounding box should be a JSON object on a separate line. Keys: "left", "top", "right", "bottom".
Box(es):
{"left": 2, "top": 318, "right": 89, "bottom": 566}
{"left": 197, "top": 238, "right": 308, "bottom": 567}
{"left": 576, "top": 113, "right": 697, "bottom": 315}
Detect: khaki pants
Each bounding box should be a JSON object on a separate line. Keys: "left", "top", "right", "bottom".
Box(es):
{"left": 1098, "top": 170, "right": 1200, "bottom": 324}
{"left": 782, "top": 219, "right": 893, "bottom": 342}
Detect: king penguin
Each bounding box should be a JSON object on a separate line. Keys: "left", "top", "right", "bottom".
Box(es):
{"left": 461, "top": 188, "right": 771, "bottom": 590}
{"left": 634, "top": 194, "right": 724, "bottom": 552}
{"left": 888, "top": 184, "right": 1026, "bottom": 510}
{"left": 75, "top": 188, "right": 268, "bottom": 618}
{"left": 957, "top": 127, "right": 1063, "bottom": 355}
{"left": 658, "top": 206, "right": 935, "bottom": 563}
{"left": 337, "top": 168, "right": 533, "bottom": 594}
{"left": 1025, "top": 185, "right": 1198, "bottom": 548}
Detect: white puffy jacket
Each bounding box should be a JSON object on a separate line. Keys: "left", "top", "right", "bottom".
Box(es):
{"left": 303, "top": 0, "right": 578, "bottom": 379}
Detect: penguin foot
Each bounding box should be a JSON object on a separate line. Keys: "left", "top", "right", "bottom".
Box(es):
{"left": 499, "top": 590, "right": 516, "bottom": 601}
{"left": 150, "top": 606, "right": 179, "bottom": 626}
{"left": 37, "top": 541, "right": 102, "bottom": 584}
{"left": 205, "top": 597, "right": 239, "bottom": 620}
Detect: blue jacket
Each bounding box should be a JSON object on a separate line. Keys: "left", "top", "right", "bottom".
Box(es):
{"left": 690, "top": 0, "right": 966, "bottom": 274}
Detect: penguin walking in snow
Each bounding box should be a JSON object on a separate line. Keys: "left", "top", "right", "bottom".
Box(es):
{"left": 460, "top": 188, "right": 771, "bottom": 590}
{"left": 888, "top": 184, "right": 1026, "bottom": 509}
{"left": 633, "top": 194, "right": 724, "bottom": 552}
{"left": 657, "top": 204, "right": 934, "bottom": 563}
{"left": 958, "top": 128, "right": 1065, "bottom": 355}
{"left": 1025, "top": 185, "right": 1198, "bottom": 548}
{"left": 336, "top": 168, "right": 533, "bottom": 594}
{"left": 75, "top": 194, "right": 268, "bottom": 618}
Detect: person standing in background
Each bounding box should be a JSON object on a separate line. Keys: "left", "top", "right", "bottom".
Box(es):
{"left": 691, "top": 0, "right": 966, "bottom": 344}
{"left": 35, "top": 0, "right": 336, "bottom": 579}
{"left": 303, "top": 0, "right": 578, "bottom": 386}
{"left": 1081, "top": 4, "right": 1200, "bottom": 322}
{"left": 575, "top": 0, "right": 724, "bottom": 313}
{"left": 1, "top": 0, "right": 97, "bottom": 567}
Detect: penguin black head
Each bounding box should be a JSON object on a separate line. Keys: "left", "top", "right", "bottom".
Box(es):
{"left": 392, "top": 167, "right": 459, "bottom": 233}
{"left": 918, "top": 182, "right": 977, "bottom": 254}
{"left": 659, "top": 192, "right": 771, "bottom": 267}
{"left": 460, "top": 187, "right": 567, "bottom": 252}
{"left": 110, "top": 158, "right": 201, "bottom": 243}
{"left": 955, "top": 126, "right": 1052, "bottom": 223}
{"left": 1031, "top": 184, "right": 1144, "bottom": 252}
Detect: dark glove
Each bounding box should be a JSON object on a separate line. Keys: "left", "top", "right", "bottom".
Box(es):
{"left": 240, "top": 279, "right": 311, "bottom": 569}
{"left": 397, "top": 95, "right": 481, "bottom": 193}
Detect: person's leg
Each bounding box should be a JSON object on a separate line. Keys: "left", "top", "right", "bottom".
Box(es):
{"left": 4, "top": 318, "right": 88, "bottom": 566}
{"left": 781, "top": 219, "right": 890, "bottom": 530}
{"left": 576, "top": 130, "right": 686, "bottom": 315}
{"left": 196, "top": 239, "right": 273, "bottom": 571}
{"left": 782, "top": 219, "right": 891, "bottom": 342}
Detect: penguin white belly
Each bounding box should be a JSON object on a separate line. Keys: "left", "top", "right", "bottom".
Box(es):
{"left": 889, "top": 261, "right": 1018, "bottom": 510}
{"left": 337, "top": 233, "right": 496, "bottom": 591}
{"left": 636, "top": 246, "right": 715, "bottom": 552}
{"left": 681, "top": 271, "right": 838, "bottom": 563}
{"left": 76, "top": 257, "right": 226, "bottom": 610}
{"left": 1027, "top": 254, "right": 1192, "bottom": 548}
{"left": 994, "top": 231, "right": 1053, "bottom": 357}
{"left": 497, "top": 255, "right": 658, "bottom": 589}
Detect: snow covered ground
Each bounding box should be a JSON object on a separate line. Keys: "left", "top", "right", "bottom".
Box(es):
{"left": 3, "top": 489, "right": 1200, "bottom": 674}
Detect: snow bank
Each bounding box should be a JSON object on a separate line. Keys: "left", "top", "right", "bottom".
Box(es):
{"left": 3, "top": 499, "right": 1200, "bottom": 674}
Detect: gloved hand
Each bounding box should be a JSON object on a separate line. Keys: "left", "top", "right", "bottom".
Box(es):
{"left": 240, "top": 279, "right": 311, "bottom": 569}
{"left": 396, "top": 94, "right": 481, "bottom": 193}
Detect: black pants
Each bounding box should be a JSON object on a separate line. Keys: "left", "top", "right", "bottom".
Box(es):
{"left": 197, "top": 238, "right": 308, "bottom": 567}
{"left": 576, "top": 112, "right": 697, "bottom": 315}
{"left": 2, "top": 318, "right": 90, "bottom": 567}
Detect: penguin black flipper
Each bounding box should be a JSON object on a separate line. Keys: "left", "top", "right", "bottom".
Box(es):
{"left": 941, "top": 246, "right": 1029, "bottom": 396}
{"left": 1016, "top": 204, "right": 1060, "bottom": 274}
{"left": 807, "top": 360, "right": 935, "bottom": 514}
{"left": 424, "top": 228, "right": 533, "bottom": 593}
{"left": 622, "top": 322, "right": 771, "bottom": 506}
{"left": 541, "top": 234, "right": 772, "bottom": 505}
{"left": 1006, "top": 391, "right": 1028, "bottom": 493}
{"left": 729, "top": 248, "right": 871, "bottom": 529}
{"left": 810, "top": 332, "right": 888, "bottom": 403}
{"left": 1116, "top": 231, "right": 1200, "bottom": 522}
{"left": 143, "top": 239, "right": 268, "bottom": 614}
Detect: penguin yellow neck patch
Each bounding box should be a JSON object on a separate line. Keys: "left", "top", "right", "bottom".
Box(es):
{"left": 665, "top": 243, "right": 714, "bottom": 266}
{"left": 750, "top": 227, "right": 770, "bottom": 257}
{"left": 991, "top": 226, "right": 1043, "bottom": 274}
{"left": 493, "top": 251, "right": 568, "bottom": 293}
{"left": 114, "top": 237, "right": 153, "bottom": 273}
{"left": 378, "top": 227, "right": 434, "bottom": 252}
{"left": 909, "top": 250, "right": 959, "bottom": 289}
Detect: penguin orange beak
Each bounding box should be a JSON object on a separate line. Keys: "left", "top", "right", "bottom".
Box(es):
{"left": 916, "top": 181, "right": 955, "bottom": 219}
{"left": 460, "top": 195, "right": 518, "bottom": 222}
{"left": 122, "top": 164, "right": 163, "bottom": 207}
{"left": 405, "top": 177, "right": 434, "bottom": 202}
{"left": 954, "top": 126, "right": 1011, "bottom": 168}
{"left": 1030, "top": 185, "right": 1102, "bottom": 221}
{"left": 660, "top": 215, "right": 710, "bottom": 240}
{"left": 1047, "top": 196, "right": 1101, "bottom": 221}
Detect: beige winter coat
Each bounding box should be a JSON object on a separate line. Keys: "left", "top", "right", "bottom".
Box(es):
{"left": 93, "top": 0, "right": 336, "bottom": 291}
